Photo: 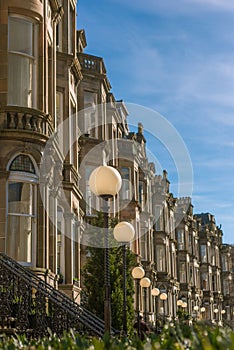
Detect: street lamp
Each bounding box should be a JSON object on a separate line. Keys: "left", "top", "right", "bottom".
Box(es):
{"left": 160, "top": 292, "right": 168, "bottom": 325}
{"left": 177, "top": 299, "right": 183, "bottom": 307}
{"left": 151, "top": 288, "right": 160, "bottom": 333}
{"left": 131, "top": 266, "right": 145, "bottom": 337}
{"left": 140, "top": 277, "right": 151, "bottom": 323}
{"left": 113, "top": 221, "right": 135, "bottom": 335}
{"left": 221, "top": 309, "right": 226, "bottom": 325}
{"left": 193, "top": 305, "right": 199, "bottom": 321}
{"left": 89, "top": 165, "right": 122, "bottom": 334}
{"left": 214, "top": 307, "right": 219, "bottom": 322}
{"left": 200, "top": 306, "right": 206, "bottom": 319}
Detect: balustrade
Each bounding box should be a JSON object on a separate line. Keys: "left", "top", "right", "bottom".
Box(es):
{"left": 78, "top": 53, "right": 106, "bottom": 75}
{"left": 0, "top": 107, "right": 54, "bottom": 138}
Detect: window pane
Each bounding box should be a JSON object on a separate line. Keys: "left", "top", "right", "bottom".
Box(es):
{"left": 9, "top": 17, "right": 33, "bottom": 56}
{"left": 155, "top": 205, "right": 163, "bottom": 231}
{"left": 84, "top": 91, "right": 97, "bottom": 136}
{"left": 57, "top": 207, "right": 64, "bottom": 275}
{"left": 177, "top": 229, "right": 184, "bottom": 250}
{"left": 10, "top": 155, "right": 35, "bottom": 174}
{"left": 85, "top": 166, "right": 97, "bottom": 214}
{"left": 202, "top": 272, "right": 208, "bottom": 289}
{"left": 222, "top": 255, "right": 228, "bottom": 271}
{"left": 6, "top": 215, "right": 32, "bottom": 263}
{"left": 180, "top": 262, "right": 186, "bottom": 282}
{"left": 8, "top": 16, "right": 37, "bottom": 108}
{"left": 69, "top": 2, "right": 74, "bottom": 53}
{"left": 223, "top": 280, "right": 229, "bottom": 296}
{"left": 8, "top": 54, "right": 33, "bottom": 107}
{"left": 200, "top": 245, "right": 207, "bottom": 263}
{"left": 156, "top": 245, "right": 165, "bottom": 272}
{"left": 120, "top": 167, "right": 130, "bottom": 200}
{"left": 8, "top": 182, "right": 34, "bottom": 215}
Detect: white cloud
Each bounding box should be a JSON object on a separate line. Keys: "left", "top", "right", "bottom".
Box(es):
{"left": 120, "top": 48, "right": 234, "bottom": 111}
{"left": 189, "top": 0, "right": 234, "bottom": 11}
{"left": 193, "top": 158, "right": 234, "bottom": 168}
{"left": 78, "top": 0, "right": 234, "bottom": 246}
{"left": 111, "top": 0, "right": 234, "bottom": 15}
{"left": 208, "top": 112, "right": 234, "bottom": 126}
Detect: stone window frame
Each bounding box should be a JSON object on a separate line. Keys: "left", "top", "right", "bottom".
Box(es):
{"left": 6, "top": 153, "right": 38, "bottom": 266}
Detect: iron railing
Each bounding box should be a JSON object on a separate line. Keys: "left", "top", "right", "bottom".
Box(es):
{"left": 0, "top": 253, "right": 117, "bottom": 337}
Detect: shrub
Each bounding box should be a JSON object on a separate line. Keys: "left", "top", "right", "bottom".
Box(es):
{"left": 0, "top": 323, "right": 234, "bottom": 349}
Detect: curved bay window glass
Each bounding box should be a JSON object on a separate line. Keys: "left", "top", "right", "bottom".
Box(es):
{"left": 156, "top": 244, "right": 166, "bottom": 272}
{"left": 6, "top": 155, "right": 37, "bottom": 265}
{"left": 120, "top": 167, "right": 131, "bottom": 200}
{"left": 8, "top": 15, "right": 38, "bottom": 107}
{"left": 177, "top": 229, "right": 185, "bottom": 250}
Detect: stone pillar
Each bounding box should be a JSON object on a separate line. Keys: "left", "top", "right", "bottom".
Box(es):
{"left": 0, "top": 171, "right": 8, "bottom": 253}
{"left": 49, "top": 190, "right": 57, "bottom": 273}
{"left": 37, "top": 181, "right": 50, "bottom": 269}
{"left": 64, "top": 212, "right": 73, "bottom": 284}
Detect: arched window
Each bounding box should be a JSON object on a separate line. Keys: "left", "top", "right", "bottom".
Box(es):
{"left": 9, "top": 154, "right": 35, "bottom": 174}
{"left": 6, "top": 154, "right": 38, "bottom": 265}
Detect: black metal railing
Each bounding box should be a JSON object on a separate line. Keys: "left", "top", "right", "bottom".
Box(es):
{"left": 0, "top": 253, "right": 117, "bottom": 337}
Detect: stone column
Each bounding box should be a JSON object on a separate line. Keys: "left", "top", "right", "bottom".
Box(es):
{"left": 0, "top": 171, "right": 8, "bottom": 253}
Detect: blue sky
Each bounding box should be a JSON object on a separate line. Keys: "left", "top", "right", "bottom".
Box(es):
{"left": 76, "top": 0, "right": 234, "bottom": 244}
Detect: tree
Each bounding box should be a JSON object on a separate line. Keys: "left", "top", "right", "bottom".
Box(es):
{"left": 82, "top": 212, "right": 136, "bottom": 335}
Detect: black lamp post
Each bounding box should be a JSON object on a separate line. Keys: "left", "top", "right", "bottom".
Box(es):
{"left": 160, "top": 292, "right": 168, "bottom": 325}
{"left": 193, "top": 305, "right": 199, "bottom": 322}
{"left": 140, "top": 277, "right": 151, "bottom": 323}
{"left": 151, "top": 287, "right": 160, "bottom": 333}
{"left": 89, "top": 165, "right": 122, "bottom": 334}
{"left": 113, "top": 221, "right": 135, "bottom": 335}
{"left": 131, "top": 266, "right": 145, "bottom": 337}
{"left": 200, "top": 306, "right": 206, "bottom": 320}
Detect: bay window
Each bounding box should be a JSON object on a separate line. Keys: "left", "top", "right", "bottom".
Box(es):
{"left": 85, "top": 166, "right": 99, "bottom": 214}
{"left": 56, "top": 91, "right": 64, "bottom": 153}
{"left": 156, "top": 244, "right": 166, "bottom": 272}
{"left": 177, "top": 229, "right": 185, "bottom": 250}
{"left": 201, "top": 272, "right": 208, "bottom": 290}
{"left": 179, "top": 262, "right": 186, "bottom": 283}
{"left": 154, "top": 205, "right": 163, "bottom": 231}
{"left": 57, "top": 206, "right": 64, "bottom": 277}
{"left": 120, "top": 167, "right": 131, "bottom": 200}
{"left": 84, "top": 91, "right": 98, "bottom": 137}
{"left": 223, "top": 279, "right": 230, "bottom": 296}
{"left": 221, "top": 255, "right": 228, "bottom": 271}
{"left": 200, "top": 244, "right": 207, "bottom": 263}
{"left": 8, "top": 15, "right": 38, "bottom": 108}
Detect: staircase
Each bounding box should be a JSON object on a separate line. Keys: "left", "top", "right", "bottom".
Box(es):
{"left": 0, "top": 253, "right": 117, "bottom": 337}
